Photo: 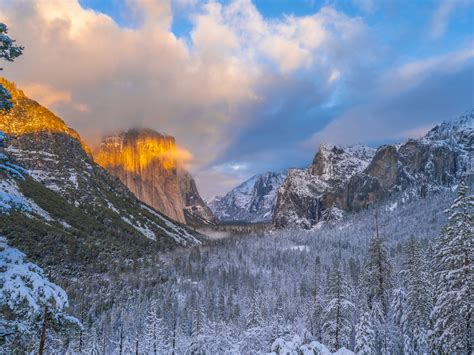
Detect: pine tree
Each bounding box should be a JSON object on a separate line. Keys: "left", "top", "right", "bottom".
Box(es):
{"left": 361, "top": 222, "right": 393, "bottom": 353}
{"left": 430, "top": 182, "right": 473, "bottom": 353}
{"left": 321, "top": 262, "right": 355, "bottom": 352}
{"left": 83, "top": 329, "right": 101, "bottom": 355}
{"left": 363, "top": 233, "right": 393, "bottom": 316}
{"left": 246, "top": 293, "right": 263, "bottom": 329}
{"left": 144, "top": 301, "right": 163, "bottom": 354}
{"left": 391, "top": 287, "right": 410, "bottom": 353}
{"left": 355, "top": 310, "right": 376, "bottom": 354}
{"left": 401, "top": 236, "right": 431, "bottom": 353}
{"left": 190, "top": 303, "right": 206, "bottom": 354}
{"left": 0, "top": 23, "right": 23, "bottom": 110}
{"left": 306, "top": 257, "right": 324, "bottom": 341}
{"left": 217, "top": 292, "right": 226, "bottom": 322}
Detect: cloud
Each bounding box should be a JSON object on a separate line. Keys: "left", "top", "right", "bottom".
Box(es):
{"left": 305, "top": 47, "right": 474, "bottom": 147}
{"left": 19, "top": 82, "right": 72, "bottom": 107}
{"left": 0, "top": 0, "right": 373, "bottom": 197}
{"left": 19, "top": 82, "right": 89, "bottom": 112}
{"left": 430, "top": 0, "right": 469, "bottom": 39}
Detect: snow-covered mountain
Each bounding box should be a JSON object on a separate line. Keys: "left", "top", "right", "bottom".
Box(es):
{"left": 274, "top": 111, "right": 473, "bottom": 229}
{"left": 0, "top": 78, "right": 201, "bottom": 249}
{"left": 209, "top": 171, "right": 287, "bottom": 223}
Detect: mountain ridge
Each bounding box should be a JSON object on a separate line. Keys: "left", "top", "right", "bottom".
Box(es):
{"left": 209, "top": 171, "right": 287, "bottom": 223}
{"left": 273, "top": 111, "right": 473, "bottom": 229}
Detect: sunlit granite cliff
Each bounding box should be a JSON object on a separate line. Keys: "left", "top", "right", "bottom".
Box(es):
{"left": 94, "top": 129, "right": 216, "bottom": 225}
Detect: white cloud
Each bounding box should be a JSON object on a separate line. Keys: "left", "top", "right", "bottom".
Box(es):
{"left": 430, "top": 0, "right": 469, "bottom": 39}
{"left": 0, "top": 0, "right": 371, "bottom": 196}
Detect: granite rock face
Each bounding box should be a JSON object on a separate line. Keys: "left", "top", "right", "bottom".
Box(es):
{"left": 274, "top": 112, "right": 473, "bottom": 229}
{"left": 94, "top": 129, "right": 216, "bottom": 225}
{"left": 273, "top": 145, "right": 375, "bottom": 228}
{"left": 94, "top": 129, "right": 187, "bottom": 223}
{"left": 178, "top": 168, "right": 218, "bottom": 226}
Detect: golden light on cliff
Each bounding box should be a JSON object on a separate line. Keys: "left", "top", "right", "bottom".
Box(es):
{"left": 0, "top": 78, "right": 91, "bottom": 154}
{"left": 93, "top": 135, "right": 193, "bottom": 173}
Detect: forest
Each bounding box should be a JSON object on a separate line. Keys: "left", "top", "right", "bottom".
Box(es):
{"left": 3, "top": 184, "right": 470, "bottom": 354}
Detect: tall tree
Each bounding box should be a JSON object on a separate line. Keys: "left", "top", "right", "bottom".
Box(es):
{"left": 430, "top": 182, "right": 473, "bottom": 353}
{"left": 355, "top": 309, "right": 376, "bottom": 354}
{"left": 362, "top": 225, "right": 393, "bottom": 316}
{"left": 144, "top": 301, "right": 163, "bottom": 354}
{"left": 361, "top": 217, "right": 393, "bottom": 353}
{"left": 401, "top": 236, "right": 431, "bottom": 353}
{"left": 322, "top": 262, "right": 355, "bottom": 352}
{"left": 0, "top": 23, "right": 23, "bottom": 110}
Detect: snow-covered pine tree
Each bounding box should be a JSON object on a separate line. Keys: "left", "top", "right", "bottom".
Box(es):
{"left": 161, "top": 291, "right": 178, "bottom": 353}
{"left": 430, "top": 181, "right": 473, "bottom": 353}
{"left": 246, "top": 293, "right": 263, "bottom": 329}
{"left": 401, "top": 236, "right": 431, "bottom": 353}
{"left": 363, "top": 232, "right": 393, "bottom": 316}
{"left": 355, "top": 310, "right": 376, "bottom": 354}
{"left": 240, "top": 293, "right": 269, "bottom": 353}
{"left": 390, "top": 287, "right": 409, "bottom": 353}
{"left": 305, "top": 257, "right": 324, "bottom": 341}
{"left": 321, "top": 261, "right": 355, "bottom": 352}
{"left": 0, "top": 238, "right": 79, "bottom": 352}
{"left": 143, "top": 301, "right": 163, "bottom": 354}
{"left": 189, "top": 302, "right": 206, "bottom": 354}
{"left": 271, "top": 295, "right": 286, "bottom": 341}
{"left": 0, "top": 23, "right": 23, "bottom": 110}
{"left": 361, "top": 225, "right": 393, "bottom": 353}
{"left": 83, "top": 329, "right": 101, "bottom": 355}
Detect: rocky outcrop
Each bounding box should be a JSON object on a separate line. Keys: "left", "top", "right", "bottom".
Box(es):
{"left": 209, "top": 171, "right": 287, "bottom": 223}
{"left": 178, "top": 168, "right": 218, "bottom": 226}
{"left": 273, "top": 112, "right": 473, "bottom": 229}
{"left": 94, "top": 129, "right": 187, "bottom": 223}
{"left": 0, "top": 78, "right": 201, "bottom": 246}
{"left": 273, "top": 145, "right": 374, "bottom": 228}
{"left": 93, "top": 129, "right": 216, "bottom": 226}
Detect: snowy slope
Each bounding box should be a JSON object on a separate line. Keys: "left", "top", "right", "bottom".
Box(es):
{"left": 209, "top": 171, "right": 287, "bottom": 223}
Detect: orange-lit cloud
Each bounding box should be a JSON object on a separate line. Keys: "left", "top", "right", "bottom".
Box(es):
{"left": 93, "top": 134, "right": 193, "bottom": 173}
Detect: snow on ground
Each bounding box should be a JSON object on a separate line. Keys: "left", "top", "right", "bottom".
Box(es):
{"left": 270, "top": 336, "right": 354, "bottom": 355}
{"left": 0, "top": 178, "right": 52, "bottom": 220}
{"left": 121, "top": 216, "right": 157, "bottom": 241}
{"left": 287, "top": 245, "right": 310, "bottom": 252}
{"left": 106, "top": 200, "right": 120, "bottom": 214}
{"left": 141, "top": 204, "right": 201, "bottom": 246}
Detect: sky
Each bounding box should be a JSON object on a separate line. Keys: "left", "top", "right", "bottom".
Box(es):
{"left": 0, "top": 0, "right": 473, "bottom": 199}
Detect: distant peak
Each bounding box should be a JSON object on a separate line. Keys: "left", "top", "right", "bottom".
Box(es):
{"left": 424, "top": 110, "right": 474, "bottom": 143}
